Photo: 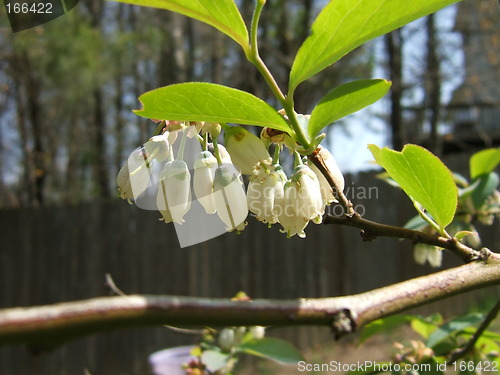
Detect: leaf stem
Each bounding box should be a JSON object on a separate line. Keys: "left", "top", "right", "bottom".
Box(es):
{"left": 176, "top": 127, "right": 189, "bottom": 160}
{"left": 247, "top": 0, "right": 312, "bottom": 149}
{"left": 412, "top": 199, "right": 450, "bottom": 238}
{"left": 212, "top": 137, "right": 223, "bottom": 166}
{"left": 272, "top": 144, "right": 280, "bottom": 165}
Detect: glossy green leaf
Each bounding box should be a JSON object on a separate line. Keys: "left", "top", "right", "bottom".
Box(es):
{"left": 237, "top": 338, "right": 303, "bottom": 364}
{"left": 134, "top": 83, "right": 290, "bottom": 132}
{"left": 308, "top": 79, "right": 391, "bottom": 139}
{"left": 289, "top": 0, "right": 460, "bottom": 92}
{"left": 114, "top": 0, "right": 249, "bottom": 51}
{"left": 471, "top": 172, "right": 499, "bottom": 209}
{"left": 470, "top": 148, "right": 500, "bottom": 179}
{"left": 368, "top": 144, "right": 458, "bottom": 230}
{"left": 426, "top": 313, "right": 485, "bottom": 349}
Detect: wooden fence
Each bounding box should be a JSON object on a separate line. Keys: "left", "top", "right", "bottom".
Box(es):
{"left": 0, "top": 171, "right": 498, "bottom": 374}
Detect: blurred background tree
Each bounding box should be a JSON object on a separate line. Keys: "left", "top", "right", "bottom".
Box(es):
{"left": 0, "top": 0, "right": 499, "bottom": 208}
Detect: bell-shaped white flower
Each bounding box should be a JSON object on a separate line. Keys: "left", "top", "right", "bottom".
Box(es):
{"left": 213, "top": 164, "right": 248, "bottom": 232}
{"left": 125, "top": 147, "right": 155, "bottom": 202}
{"left": 307, "top": 146, "right": 344, "bottom": 205}
{"left": 156, "top": 178, "right": 173, "bottom": 223}
{"left": 224, "top": 126, "right": 272, "bottom": 174}
{"left": 276, "top": 165, "right": 324, "bottom": 238}
{"left": 193, "top": 151, "right": 218, "bottom": 214}
{"left": 156, "top": 160, "right": 191, "bottom": 224}
{"left": 247, "top": 165, "right": 286, "bottom": 224}
{"left": 413, "top": 244, "right": 442, "bottom": 268}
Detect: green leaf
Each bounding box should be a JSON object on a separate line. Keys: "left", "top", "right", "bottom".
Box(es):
{"left": 368, "top": 144, "right": 458, "bottom": 230}
{"left": 201, "top": 350, "right": 230, "bottom": 372}
{"left": 411, "top": 317, "right": 438, "bottom": 340}
{"left": 289, "top": 0, "right": 460, "bottom": 92}
{"left": 134, "top": 83, "right": 290, "bottom": 132}
{"left": 237, "top": 338, "right": 303, "bottom": 364}
{"left": 470, "top": 148, "right": 500, "bottom": 179}
{"left": 404, "top": 214, "right": 429, "bottom": 231}
{"left": 426, "top": 313, "right": 485, "bottom": 349}
{"left": 113, "top": 0, "right": 249, "bottom": 51}
{"left": 359, "top": 315, "right": 414, "bottom": 343}
{"left": 308, "top": 79, "right": 391, "bottom": 139}
{"left": 471, "top": 172, "right": 499, "bottom": 210}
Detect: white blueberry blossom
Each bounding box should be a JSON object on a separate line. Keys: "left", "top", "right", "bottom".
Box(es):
{"left": 276, "top": 165, "right": 324, "bottom": 238}
{"left": 193, "top": 151, "right": 218, "bottom": 214}
{"left": 413, "top": 244, "right": 442, "bottom": 268}
{"left": 157, "top": 160, "right": 191, "bottom": 224}
{"left": 213, "top": 164, "right": 248, "bottom": 232}
{"left": 247, "top": 164, "right": 286, "bottom": 224}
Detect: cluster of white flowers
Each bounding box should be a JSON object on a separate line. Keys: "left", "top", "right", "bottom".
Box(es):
{"left": 117, "top": 120, "right": 345, "bottom": 238}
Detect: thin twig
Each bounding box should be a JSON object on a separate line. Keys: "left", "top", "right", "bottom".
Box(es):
{"left": 105, "top": 274, "right": 127, "bottom": 296}
{"left": 447, "top": 298, "right": 500, "bottom": 364}
{"left": 324, "top": 213, "right": 481, "bottom": 262}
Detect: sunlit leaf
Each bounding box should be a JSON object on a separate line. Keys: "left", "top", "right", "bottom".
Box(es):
{"left": 113, "top": 0, "right": 249, "bottom": 51}
{"left": 368, "top": 144, "right": 457, "bottom": 230}
{"left": 289, "top": 0, "right": 460, "bottom": 92}
{"left": 237, "top": 338, "right": 303, "bottom": 364}
{"left": 134, "top": 83, "right": 290, "bottom": 132}
{"left": 470, "top": 148, "right": 500, "bottom": 179}
{"left": 308, "top": 79, "right": 391, "bottom": 139}
{"left": 411, "top": 317, "right": 438, "bottom": 340}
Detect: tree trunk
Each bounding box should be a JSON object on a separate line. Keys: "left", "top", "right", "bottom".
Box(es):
{"left": 385, "top": 30, "right": 404, "bottom": 150}
{"left": 425, "top": 14, "right": 442, "bottom": 155}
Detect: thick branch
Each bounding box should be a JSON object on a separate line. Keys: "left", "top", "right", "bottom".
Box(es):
{"left": 324, "top": 213, "right": 481, "bottom": 262}
{"left": 1, "top": 254, "right": 499, "bottom": 349}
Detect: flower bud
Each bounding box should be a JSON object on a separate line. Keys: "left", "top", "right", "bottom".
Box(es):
{"left": 213, "top": 164, "right": 248, "bottom": 232}
{"left": 157, "top": 160, "right": 191, "bottom": 224}
{"left": 224, "top": 126, "right": 272, "bottom": 175}
{"left": 218, "top": 328, "right": 235, "bottom": 352}
{"left": 193, "top": 151, "right": 218, "bottom": 214}
{"left": 307, "top": 146, "right": 344, "bottom": 205}
{"left": 249, "top": 326, "right": 265, "bottom": 340}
